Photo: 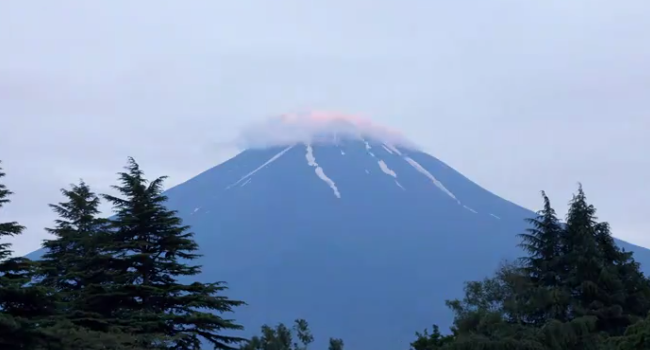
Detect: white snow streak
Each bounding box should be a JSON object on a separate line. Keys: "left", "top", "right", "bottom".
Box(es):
{"left": 191, "top": 207, "right": 200, "bottom": 215}
{"left": 376, "top": 160, "right": 404, "bottom": 189}
{"left": 490, "top": 213, "right": 501, "bottom": 220}
{"left": 404, "top": 157, "right": 459, "bottom": 202}
{"left": 227, "top": 145, "right": 294, "bottom": 189}
{"left": 340, "top": 150, "right": 345, "bottom": 155}
{"left": 240, "top": 178, "right": 252, "bottom": 187}
{"left": 463, "top": 205, "right": 478, "bottom": 214}
{"left": 382, "top": 145, "right": 394, "bottom": 154}
{"left": 384, "top": 144, "right": 403, "bottom": 155}
{"left": 361, "top": 139, "right": 377, "bottom": 157}
{"left": 305, "top": 144, "right": 341, "bottom": 198}
{"left": 365, "top": 169, "right": 370, "bottom": 174}
{"left": 377, "top": 160, "right": 397, "bottom": 178}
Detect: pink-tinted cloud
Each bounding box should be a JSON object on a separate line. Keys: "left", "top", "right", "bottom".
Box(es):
{"left": 235, "top": 111, "right": 419, "bottom": 150}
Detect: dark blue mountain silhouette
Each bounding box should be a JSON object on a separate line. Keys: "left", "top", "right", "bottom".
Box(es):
{"left": 26, "top": 138, "right": 650, "bottom": 350}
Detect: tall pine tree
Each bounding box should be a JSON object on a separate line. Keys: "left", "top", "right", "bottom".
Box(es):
{"left": 102, "top": 157, "right": 245, "bottom": 350}
{"left": 436, "top": 187, "right": 649, "bottom": 349}
{"left": 517, "top": 191, "right": 569, "bottom": 324}
{"left": 560, "top": 185, "right": 648, "bottom": 337}
{"left": 0, "top": 161, "right": 57, "bottom": 349}
{"left": 560, "top": 185, "right": 607, "bottom": 324}
{"left": 0, "top": 160, "right": 23, "bottom": 261}
{"left": 37, "top": 180, "right": 139, "bottom": 342}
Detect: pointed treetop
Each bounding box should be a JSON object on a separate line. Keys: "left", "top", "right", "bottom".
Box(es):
{"left": 46, "top": 180, "right": 104, "bottom": 234}
{"left": 567, "top": 183, "right": 598, "bottom": 225}
{"left": 125, "top": 156, "right": 142, "bottom": 176}
{"left": 106, "top": 157, "right": 169, "bottom": 207}
{"left": 0, "top": 160, "right": 13, "bottom": 207}
{"left": 540, "top": 190, "right": 556, "bottom": 216}
{"left": 0, "top": 161, "right": 25, "bottom": 259}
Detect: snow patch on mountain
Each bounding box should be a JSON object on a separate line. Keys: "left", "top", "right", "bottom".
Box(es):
{"left": 236, "top": 111, "right": 419, "bottom": 150}
{"left": 463, "top": 205, "right": 478, "bottom": 214}
{"left": 227, "top": 145, "right": 294, "bottom": 189}
{"left": 377, "top": 160, "right": 397, "bottom": 178}
{"left": 305, "top": 144, "right": 341, "bottom": 198}
{"left": 404, "top": 157, "right": 459, "bottom": 203}
{"left": 384, "top": 143, "right": 403, "bottom": 156}
{"left": 376, "top": 159, "right": 404, "bottom": 190}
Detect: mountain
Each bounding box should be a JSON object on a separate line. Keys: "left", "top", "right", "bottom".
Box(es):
{"left": 26, "top": 115, "right": 650, "bottom": 350}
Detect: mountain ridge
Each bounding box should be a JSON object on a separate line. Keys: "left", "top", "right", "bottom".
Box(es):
{"left": 26, "top": 137, "right": 650, "bottom": 350}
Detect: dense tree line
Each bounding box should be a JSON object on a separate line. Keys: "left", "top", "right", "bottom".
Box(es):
{"left": 3, "top": 158, "right": 650, "bottom": 349}
{"left": 0, "top": 159, "right": 248, "bottom": 350}
{"left": 412, "top": 189, "right": 650, "bottom": 350}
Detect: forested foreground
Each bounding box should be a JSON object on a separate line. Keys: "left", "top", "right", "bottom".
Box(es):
{"left": 2, "top": 158, "right": 650, "bottom": 350}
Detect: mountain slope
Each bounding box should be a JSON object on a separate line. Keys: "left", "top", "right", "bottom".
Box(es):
{"left": 26, "top": 131, "right": 650, "bottom": 350}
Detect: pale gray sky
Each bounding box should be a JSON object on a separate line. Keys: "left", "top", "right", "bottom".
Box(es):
{"left": 1, "top": 0, "right": 649, "bottom": 256}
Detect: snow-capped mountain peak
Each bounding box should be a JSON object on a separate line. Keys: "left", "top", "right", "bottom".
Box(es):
{"left": 26, "top": 114, "right": 650, "bottom": 350}
{"left": 223, "top": 139, "right": 464, "bottom": 213}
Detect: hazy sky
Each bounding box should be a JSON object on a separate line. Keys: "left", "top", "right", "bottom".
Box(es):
{"left": 1, "top": 0, "right": 649, "bottom": 256}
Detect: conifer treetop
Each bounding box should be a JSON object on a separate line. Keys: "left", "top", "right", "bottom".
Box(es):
{"left": 98, "top": 157, "right": 246, "bottom": 350}
{"left": 0, "top": 161, "right": 25, "bottom": 260}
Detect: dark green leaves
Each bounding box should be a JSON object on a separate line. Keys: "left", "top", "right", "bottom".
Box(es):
{"left": 432, "top": 186, "right": 650, "bottom": 350}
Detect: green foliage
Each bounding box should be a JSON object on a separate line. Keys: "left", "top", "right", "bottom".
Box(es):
{"left": 6, "top": 157, "right": 650, "bottom": 350}
{"left": 0, "top": 161, "right": 59, "bottom": 349}
{"left": 609, "top": 313, "right": 650, "bottom": 350}
{"left": 327, "top": 338, "right": 344, "bottom": 350}
{"left": 1, "top": 158, "right": 247, "bottom": 349}
{"left": 426, "top": 185, "right": 650, "bottom": 350}
{"left": 37, "top": 181, "right": 119, "bottom": 332}
{"left": 410, "top": 325, "right": 454, "bottom": 350}
{"left": 292, "top": 319, "right": 314, "bottom": 350}
{"left": 0, "top": 161, "right": 25, "bottom": 260}
{"left": 100, "top": 158, "right": 245, "bottom": 350}
{"left": 36, "top": 320, "right": 154, "bottom": 350}
{"left": 241, "top": 319, "right": 340, "bottom": 350}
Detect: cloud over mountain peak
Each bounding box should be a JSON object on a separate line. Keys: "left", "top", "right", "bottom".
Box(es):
{"left": 235, "top": 111, "right": 419, "bottom": 150}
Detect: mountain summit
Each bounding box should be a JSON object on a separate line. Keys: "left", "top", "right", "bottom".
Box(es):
{"left": 27, "top": 113, "right": 650, "bottom": 350}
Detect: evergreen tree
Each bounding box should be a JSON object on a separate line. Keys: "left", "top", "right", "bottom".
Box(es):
{"left": 0, "top": 160, "right": 24, "bottom": 261}
{"left": 560, "top": 185, "right": 648, "bottom": 337}
{"left": 561, "top": 185, "right": 603, "bottom": 318}
{"left": 517, "top": 191, "right": 569, "bottom": 324}
{"left": 434, "top": 186, "right": 650, "bottom": 350}
{"left": 518, "top": 191, "right": 563, "bottom": 285}
{"left": 101, "top": 157, "right": 245, "bottom": 350}
{"left": 0, "top": 161, "right": 57, "bottom": 349}
{"left": 609, "top": 313, "right": 650, "bottom": 350}
{"left": 37, "top": 320, "right": 149, "bottom": 350}
{"left": 35, "top": 180, "right": 149, "bottom": 350}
